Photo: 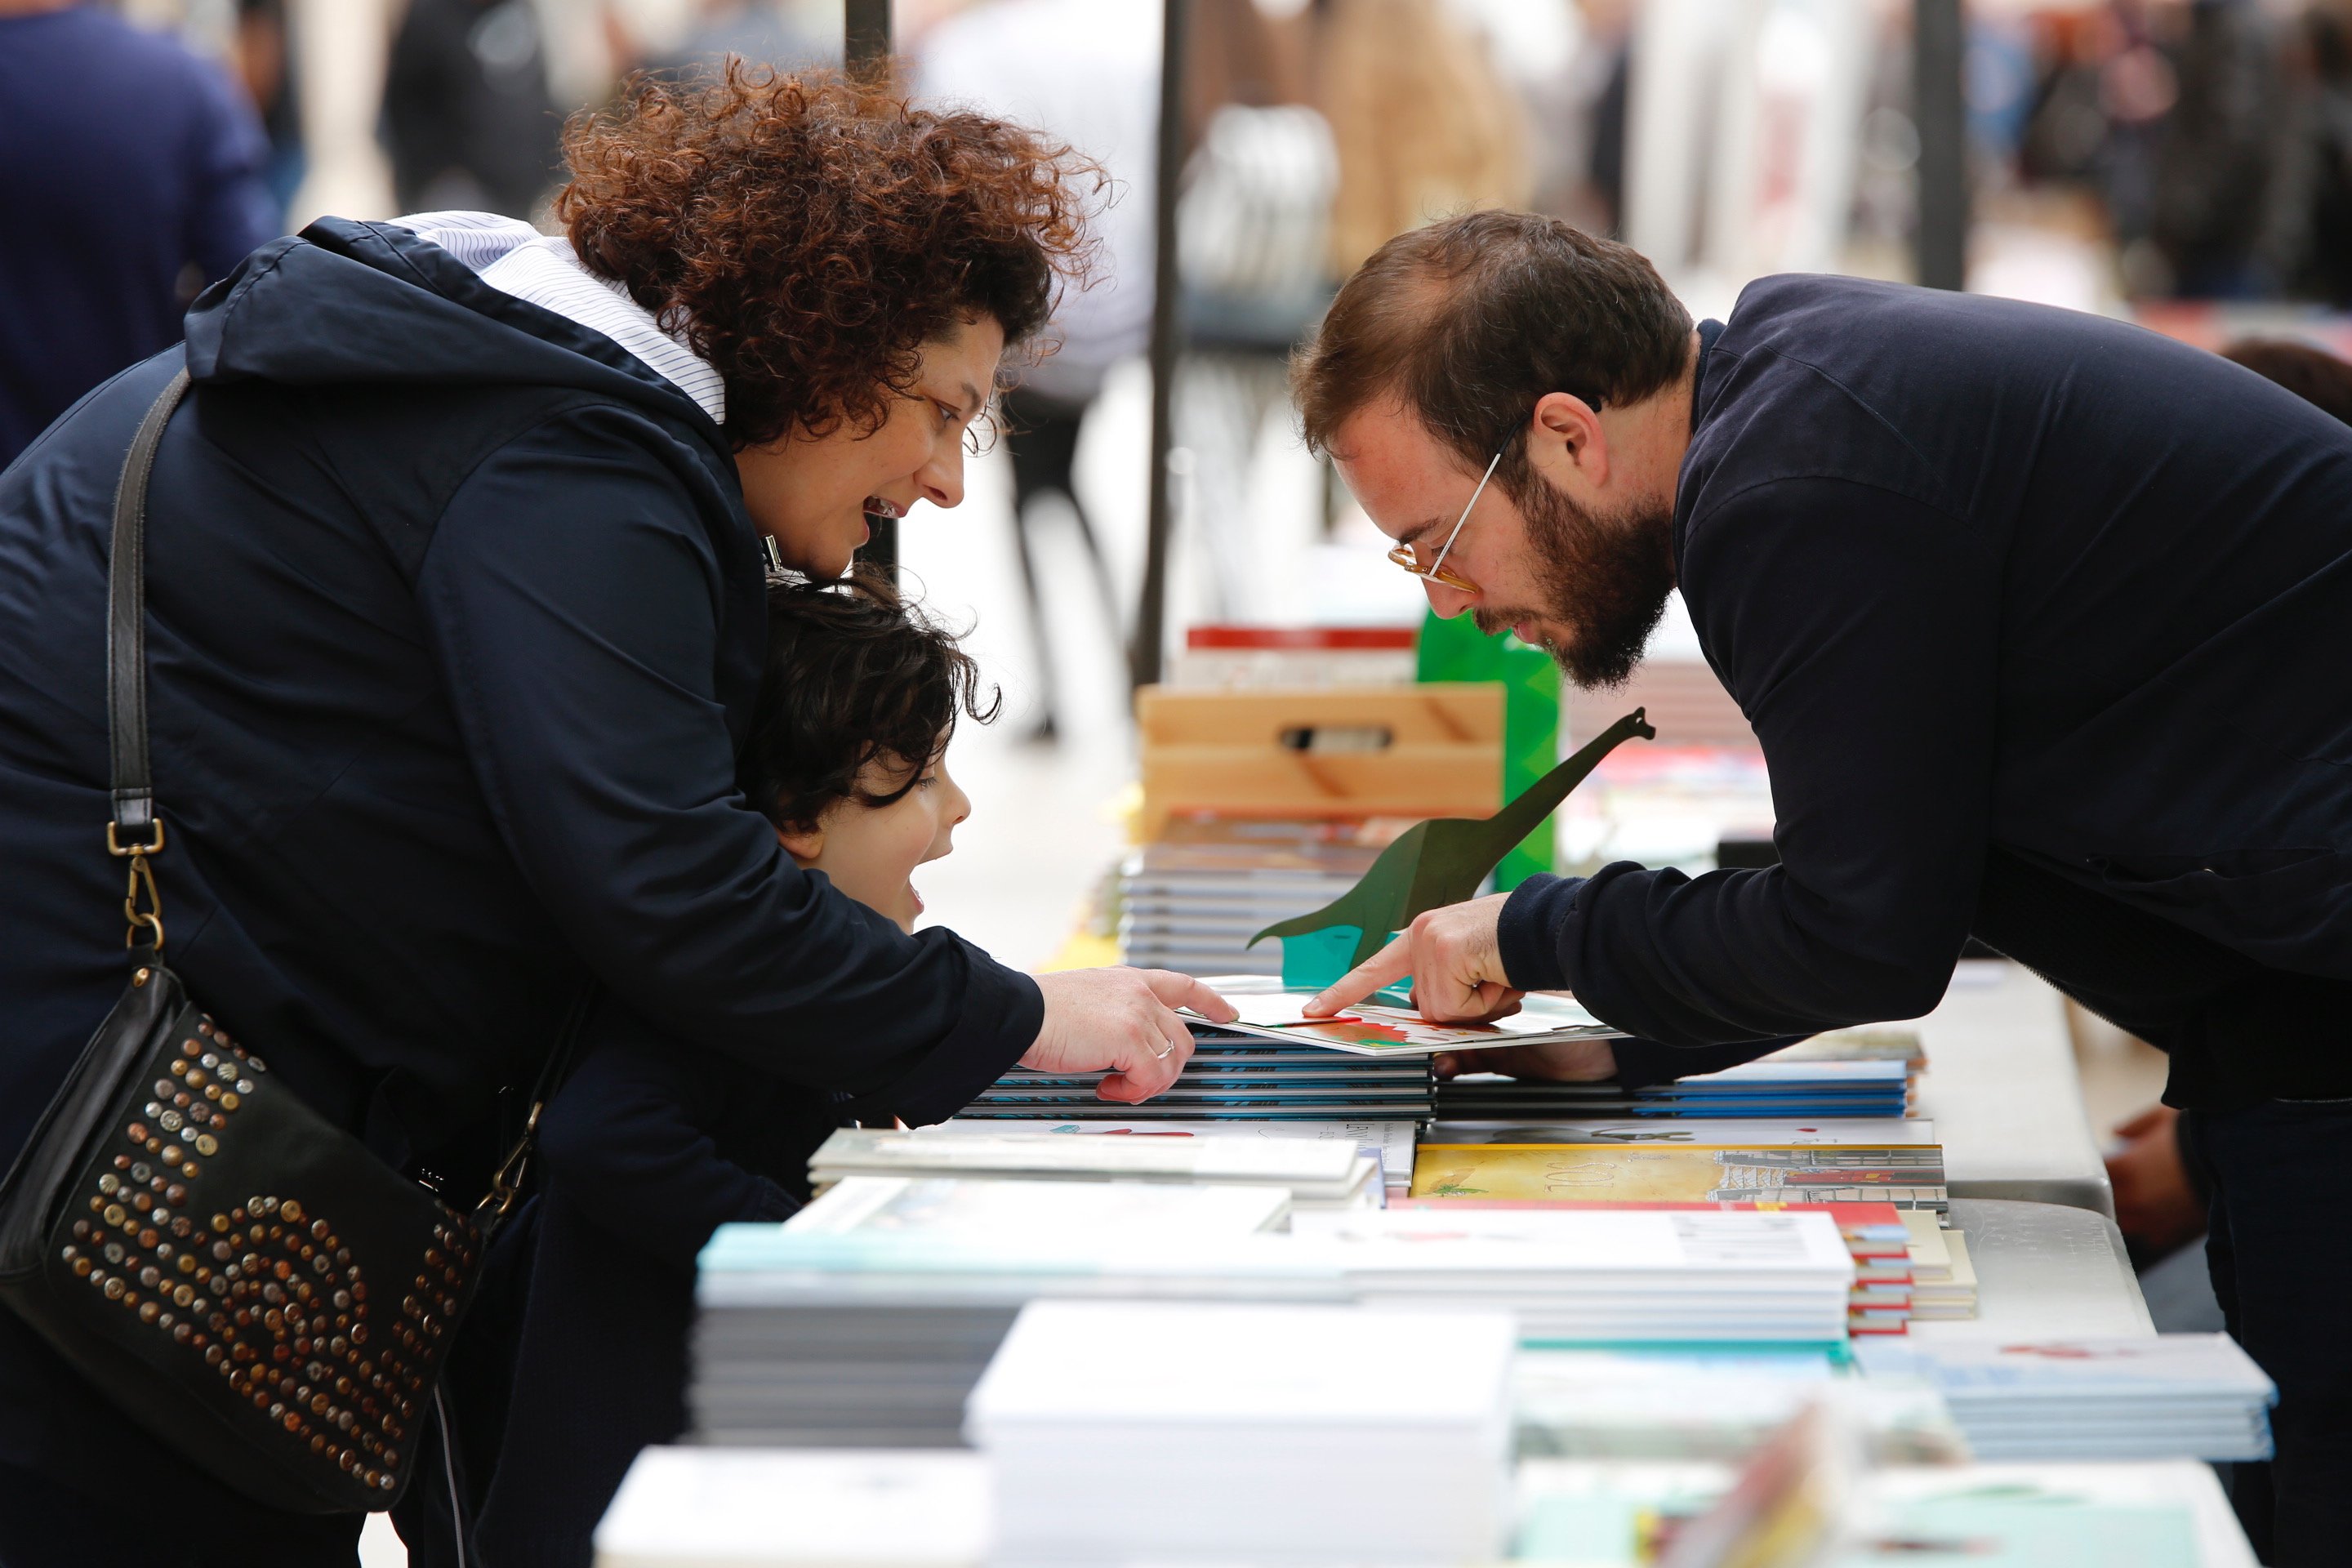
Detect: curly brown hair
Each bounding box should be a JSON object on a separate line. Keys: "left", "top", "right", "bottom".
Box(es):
{"left": 739, "top": 567, "right": 1000, "bottom": 833}
{"left": 557, "top": 63, "right": 1102, "bottom": 448}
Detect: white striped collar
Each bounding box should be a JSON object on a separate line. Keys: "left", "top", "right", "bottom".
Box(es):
{"left": 388, "top": 211, "right": 728, "bottom": 426}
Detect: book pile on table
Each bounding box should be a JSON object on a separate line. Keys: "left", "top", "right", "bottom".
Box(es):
{"left": 964, "top": 1028, "right": 1435, "bottom": 1122}
{"left": 930, "top": 1117, "right": 1419, "bottom": 1205}
{"left": 1512, "top": 1455, "right": 2223, "bottom": 1567}
{"left": 808, "top": 1127, "right": 1381, "bottom": 1212}
{"left": 1405, "top": 1197, "right": 1922, "bottom": 1335}
{"left": 1115, "top": 817, "right": 1384, "bottom": 978}
{"left": 1436, "top": 1056, "right": 1912, "bottom": 1118}
{"left": 1292, "top": 1206, "right": 1857, "bottom": 1343}
{"left": 688, "top": 1178, "right": 1335, "bottom": 1448}
{"left": 1854, "top": 1334, "right": 2277, "bottom": 1461}
{"left": 967, "top": 1298, "right": 1516, "bottom": 1565}
{"left": 1510, "top": 1345, "right": 1966, "bottom": 1463}
{"left": 1899, "top": 1210, "right": 1978, "bottom": 1320}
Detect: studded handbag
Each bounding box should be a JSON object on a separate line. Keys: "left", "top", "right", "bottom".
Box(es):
{"left": 0, "top": 368, "right": 580, "bottom": 1516}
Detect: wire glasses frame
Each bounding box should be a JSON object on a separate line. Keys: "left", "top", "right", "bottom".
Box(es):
{"left": 1386, "top": 449, "right": 1501, "bottom": 595}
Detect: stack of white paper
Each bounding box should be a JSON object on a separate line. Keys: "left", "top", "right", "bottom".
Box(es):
{"left": 1293, "top": 1207, "right": 1857, "bottom": 1343}
{"left": 809, "top": 1127, "right": 1379, "bottom": 1212}
{"left": 1853, "top": 1334, "right": 2277, "bottom": 1460}
{"left": 593, "top": 1447, "right": 987, "bottom": 1567}
{"left": 967, "top": 1299, "right": 1516, "bottom": 1565}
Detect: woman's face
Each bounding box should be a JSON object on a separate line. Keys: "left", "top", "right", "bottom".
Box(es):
{"left": 777, "top": 747, "right": 972, "bottom": 933}
{"left": 735, "top": 315, "right": 1007, "bottom": 578}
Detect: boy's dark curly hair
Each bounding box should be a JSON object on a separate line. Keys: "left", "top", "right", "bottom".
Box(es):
{"left": 556, "top": 63, "right": 1102, "bottom": 449}
{"left": 740, "top": 568, "right": 999, "bottom": 832}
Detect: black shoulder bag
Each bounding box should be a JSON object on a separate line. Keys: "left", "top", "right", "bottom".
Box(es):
{"left": 0, "top": 368, "right": 582, "bottom": 1516}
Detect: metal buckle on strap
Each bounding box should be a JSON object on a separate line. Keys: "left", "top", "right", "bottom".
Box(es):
{"left": 109, "top": 817, "right": 166, "bottom": 951}
{"left": 106, "top": 819, "right": 166, "bottom": 858}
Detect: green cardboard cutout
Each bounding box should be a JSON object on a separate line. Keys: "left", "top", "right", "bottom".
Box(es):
{"left": 1250, "top": 708, "right": 1656, "bottom": 985}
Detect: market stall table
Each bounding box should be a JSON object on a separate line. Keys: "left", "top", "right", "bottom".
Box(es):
{"left": 1910, "top": 960, "right": 2114, "bottom": 1219}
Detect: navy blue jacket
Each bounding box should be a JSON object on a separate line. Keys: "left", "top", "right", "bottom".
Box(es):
{"left": 1502, "top": 277, "right": 2352, "bottom": 1102}
{"left": 0, "top": 3, "right": 278, "bottom": 465}
{"left": 0, "top": 220, "right": 1039, "bottom": 1517}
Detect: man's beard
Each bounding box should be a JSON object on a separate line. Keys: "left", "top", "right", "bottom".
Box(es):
{"left": 1472, "top": 475, "right": 1677, "bottom": 690}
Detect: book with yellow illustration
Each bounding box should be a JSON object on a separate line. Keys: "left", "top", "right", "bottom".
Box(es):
{"left": 1410, "top": 1142, "right": 1948, "bottom": 1212}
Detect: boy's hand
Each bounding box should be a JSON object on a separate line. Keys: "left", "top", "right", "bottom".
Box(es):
{"left": 1026, "top": 969, "right": 1236, "bottom": 1102}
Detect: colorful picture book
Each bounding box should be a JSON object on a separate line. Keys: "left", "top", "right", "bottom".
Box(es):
{"left": 1410, "top": 1139, "right": 1949, "bottom": 1212}
{"left": 1187, "top": 980, "right": 1624, "bottom": 1055}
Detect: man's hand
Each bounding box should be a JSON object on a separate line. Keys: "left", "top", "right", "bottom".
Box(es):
{"left": 2105, "top": 1104, "right": 2205, "bottom": 1256}
{"left": 1303, "top": 893, "right": 1520, "bottom": 1022}
{"left": 1025, "top": 968, "right": 1237, "bottom": 1103}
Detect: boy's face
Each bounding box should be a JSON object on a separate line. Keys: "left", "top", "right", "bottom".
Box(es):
{"left": 777, "top": 750, "right": 970, "bottom": 933}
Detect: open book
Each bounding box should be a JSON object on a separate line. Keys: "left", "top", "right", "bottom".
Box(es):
{"left": 1183, "top": 975, "right": 1626, "bottom": 1056}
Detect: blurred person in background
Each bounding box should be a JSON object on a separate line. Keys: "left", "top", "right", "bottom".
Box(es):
{"left": 1320, "top": 0, "right": 1530, "bottom": 278}
{"left": 0, "top": 0, "right": 277, "bottom": 468}
{"left": 918, "top": 0, "right": 1155, "bottom": 739}
{"left": 2262, "top": 2, "right": 2352, "bottom": 305}
{"left": 651, "top": 0, "right": 832, "bottom": 81}
{"left": 233, "top": 0, "right": 306, "bottom": 225}
{"left": 382, "top": 0, "right": 562, "bottom": 217}
{"left": 2148, "top": 0, "right": 2278, "bottom": 297}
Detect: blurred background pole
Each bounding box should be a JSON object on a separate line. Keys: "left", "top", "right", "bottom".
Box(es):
{"left": 1132, "top": 0, "right": 1188, "bottom": 691}
{"left": 849, "top": 0, "right": 898, "bottom": 580}
{"left": 1913, "top": 0, "right": 1968, "bottom": 292}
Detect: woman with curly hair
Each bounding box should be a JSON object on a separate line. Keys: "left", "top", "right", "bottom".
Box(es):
{"left": 0, "top": 67, "right": 1231, "bottom": 1561}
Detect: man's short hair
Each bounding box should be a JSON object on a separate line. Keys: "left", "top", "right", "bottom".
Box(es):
{"left": 1292, "top": 211, "right": 1693, "bottom": 480}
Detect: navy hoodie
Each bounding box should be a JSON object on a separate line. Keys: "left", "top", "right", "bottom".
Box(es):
{"left": 0, "top": 219, "right": 1039, "bottom": 1530}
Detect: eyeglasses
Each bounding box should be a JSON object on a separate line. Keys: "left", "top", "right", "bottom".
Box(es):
{"left": 1386, "top": 450, "right": 1500, "bottom": 596}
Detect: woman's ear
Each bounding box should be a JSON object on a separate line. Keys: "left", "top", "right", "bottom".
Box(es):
{"left": 776, "top": 821, "right": 825, "bottom": 867}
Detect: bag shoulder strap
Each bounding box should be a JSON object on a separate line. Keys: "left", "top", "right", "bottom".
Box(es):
{"left": 106, "top": 368, "right": 191, "bottom": 858}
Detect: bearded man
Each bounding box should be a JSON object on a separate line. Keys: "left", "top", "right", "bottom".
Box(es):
{"left": 1296, "top": 211, "right": 2352, "bottom": 1566}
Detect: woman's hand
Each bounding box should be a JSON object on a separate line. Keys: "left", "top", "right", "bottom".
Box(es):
{"left": 1026, "top": 969, "right": 1237, "bottom": 1103}
{"left": 1303, "top": 893, "right": 1521, "bottom": 1022}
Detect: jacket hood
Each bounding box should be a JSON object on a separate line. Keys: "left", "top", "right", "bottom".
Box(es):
{"left": 183, "top": 217, "right": 724, "bottom": 449}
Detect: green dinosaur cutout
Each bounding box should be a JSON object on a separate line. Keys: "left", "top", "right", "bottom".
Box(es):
{"left": 1249, "top": 708, "right": 1657, "bottom": 978}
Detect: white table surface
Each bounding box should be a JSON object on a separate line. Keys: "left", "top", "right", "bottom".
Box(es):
{"left": 1909, "top": 960, "right": 2114, "bottom": 1218}
{"left": 1922, "top": 1197, "right": 2154, "bottom": 1341}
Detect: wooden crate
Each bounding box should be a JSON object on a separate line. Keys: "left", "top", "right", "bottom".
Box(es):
{"left": 1136, "top": 684, "right": 1504, "bottom": 839}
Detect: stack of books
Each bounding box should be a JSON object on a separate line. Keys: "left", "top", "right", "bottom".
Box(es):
{"left": 967, "top": 1298, "right": 1517, "bottom": 1565}
{"left": 1511, "top": 1346, "right": 1967, "bottom": 1463}
{"left": 1435, "top": 1056, "right": 1912, "bottom": 1119}
{"left": 688, "top": 1177, "right": 1324, "bottom": 1447}
{"left": 1854, "top": 1334, "right": 2277, "bottom": 1461}
{"left": 1409, "top": 1129, "right": 1949, "bottom": 1214}
{"left": 1900, "top": 1210, "right": 1979, "bottom": 1320}
{"left": 930, "top": 1117, "right": 1420, "bottom": 1205}
{"left": 964, "top": 1030, "right": 1435, "bottom": 1122}
{"left": 1402, "top": 1196, "right": 1921, "bottom": 1335}
{"left": 1291, "top": 1206, "right": 1857, "bottom": 1343}
{"left": 1115, "top": 819, "right": 1383, "bottom": 977}
{"left": 807, "top": 1128, "right": 1381, "bottom": 1213}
